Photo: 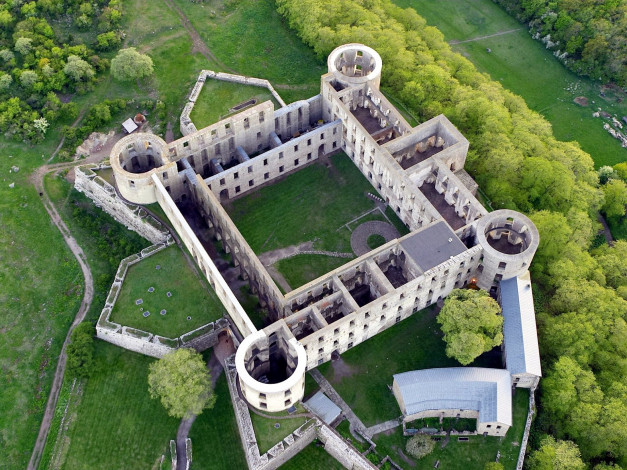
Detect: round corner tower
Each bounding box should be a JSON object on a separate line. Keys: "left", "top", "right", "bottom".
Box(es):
{"left": 474, "top": 209, "right": 539, "bottom": 291}
{"left": 110, "top": 133, "right": 173, "bottom": 204}
{"left": 327, "top": 43, "right": 383, "bottom": 90}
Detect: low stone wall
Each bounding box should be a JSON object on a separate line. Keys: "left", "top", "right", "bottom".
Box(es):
{"left": 516, "top": 384, "right": 538, "bottom": 470}
{"left": 74, "top": 164, "right": 170, "bottom": 245}
{"left": 181, "top": 70, "right": 286, "bottom": 136}
{"left": 317, "top": 425, "right": 378, "bottom": 470}
{"left": 96, "top": 242, "right": 229, "bottom": 358}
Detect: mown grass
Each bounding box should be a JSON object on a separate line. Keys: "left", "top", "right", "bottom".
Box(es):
{"left": 317, "top": 306, "right": 502, "bottom": 427}
{"left": 190, "top": 80, "right": 280, "bottom": 129}
{"left": 225, "top": 153, "right": 378, "bottom": 253}
{"left": 250, "top": 412, "right": 310, "bottom": 454}
{"left": 373, "top": 389, "right": 530, "bottom": 470}
{"left": 109, "top": 245, "right": 225, "bottom": 337}
{"left": 275, "top": 254, "right": 352, "bottom": 290}
{"left": 393, "top": 0, "right": 627, "bottom": 167}
{"left": 56, "top": 341, "right": 179, "bottom": 469}
{"left": 278, "top": 441, "right": 345, "bottom": 469}
{"left": 188, "top": 374, "right": 247, "bottom": 469}
{"left": 170, "top": 0, "right": 325, "bottom": 103}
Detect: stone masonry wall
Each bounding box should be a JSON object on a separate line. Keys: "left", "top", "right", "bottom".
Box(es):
{"left": 74, "top": 164, "right": 170, "bottom": 244}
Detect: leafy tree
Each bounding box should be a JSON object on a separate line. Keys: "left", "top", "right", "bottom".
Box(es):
{"left": 528, "top": 436, "right": 586, "bottom": 470}
{"left": 405, "top": 434, "right": 435, "bottom": 459}
{"left": 14, "top": 37, "right": 33, "bottom": 55}
{"left": 110, "top": 47, "right": 153, "bottom": 81}
{"left": 0, "top": 73, "right": 12, "bottom": 92}
{"left": 614, "top": 162, "right": 627, "bottom": 182}
{"left": 148, "top": 348, "right": 215, "bottom": 419}
{"left": 66, "top": 322, "right": 95, "bottom": 379}
{"left": 601, "top": 179, "right": 627, "bottom": 219}
{"left": 437, "top": 289, "right": 503, "bottom": 365}
{"left": 63, "top": 55, "right": 95, "bottom": 82}
{"left": 599, "top": 166, "right": 618, "bottom": 184}
{"left": 19, "top": 70, "right": 38, "bottom": 88}
{"left": 593, "top": 241, "right": 627, "bottom": 290}
{"left": 33, "top": 117, "right": 49, "bottom": 135}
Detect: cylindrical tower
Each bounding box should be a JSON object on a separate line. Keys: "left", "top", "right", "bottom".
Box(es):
{"left": 235, "top": 328, "right": 306, "bottom": 412}
{"left": 110, "top": 133, "right": 170, "bottom": 204}
{"left": 474, "top": 210, "right": 539, "bottom": 291}
{"left": 327, "top": 43, "right": 382, "bottom": 90}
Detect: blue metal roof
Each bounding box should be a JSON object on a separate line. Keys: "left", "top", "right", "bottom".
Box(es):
{"left": 393, "top": 367, "right": 512, "bottom": 426}
{"left": 500, "top": 272, "right": 542, "bottom": 378}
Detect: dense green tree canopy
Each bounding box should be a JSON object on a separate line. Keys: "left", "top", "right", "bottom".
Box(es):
{"left": 110, "top": 47, "right": 154, "bottom": 81}
{"left": 148, "top": 348, "right": 215, "bottom": 419}
{"left": 66, "top": 322, "right": 95, "bottom": 379}
{"left": 601, "top": 179, "right": 627, "bottom": 219}
{"left": 528, "top": 436, "right": 587, "bottom": 470}
{"left": 437, "top": 289, "right": 503, "bottom": 365}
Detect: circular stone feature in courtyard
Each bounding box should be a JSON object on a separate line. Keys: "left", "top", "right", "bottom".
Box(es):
{"left": 156, "top": 264, "right": 161, "bottom": 270}
{"left": 274, "top": 423, "right": 280, "bottom": 429}
{"left": 167, "top": 292, "right": 172, "bottom": 298}
{"left": 135, "top": 299, "right": 143, "bottom": 305}
{"left": 350, "top": 220, "right": 400, "bottom": 256}
{"left": 143, "top": 311, "right": 150, "bottom": 317}
{"left": 187, "top": 316, "right": 191, "bottom": 321}
{"left": 160, "top": 309, "right": 166, "bottom": 315}
{"left": 148, "top": 287, "right": 155, "bottom": 293}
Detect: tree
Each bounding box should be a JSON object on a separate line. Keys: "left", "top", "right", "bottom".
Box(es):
{"left": 66, "top": 322, "right": 95, "bottom": 379}
{"left": 405, "top": 434, "right": 435, "bottom": 459}
{"left": 437, "top": 289, "right": 503, "bottom": 365}
{"left": 601, "top": 179, "right": 627, "bottom": 219}
{"left": 528, "top": 436, "right": 586, "bottom": 470}
{"left": 148, "top": 348, "right": 215, "bottom": 419}
{"left": 63, "top": 55, "right": 95, "bottom": 82}
{"left": 33, "top": 117, "right": 49, "bottom": 136}
{"left": 0, "top": 73, "right": 12, "bottom": 92}
{"left": 19, "top": 70, "right": 38, "bottom": 89}
{"left": 110, "top": 47, "right": 153, "bottom": 81}
{"left": 14, "top": 37, "right": 33, "bottom": 55}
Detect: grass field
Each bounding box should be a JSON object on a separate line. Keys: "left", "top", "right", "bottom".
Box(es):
{"left": 373, "top": 389, "right": 529, "bottom": 470}
{"left": 275, "top": 254, "right": 352, "bottom": 289}
{"left": 250, "top": 412, "right": 310, "bottom": 454}
{"left": 317, "top": 306, "right": 502, "bottom": 426}
{"left": 188, "top": 374, "right": 248, "bottom": 469}
{"left": 393, "top": 0, "right": 626, "bottom": 168}
{"left": 225, "top": 153, "right": 379, "bottom": 253}
{"left": 279, "top": 442, "right": 346, "bottom": 469}
{"left": 109, "top": 245, "right": 225, "bottom": 337}
{"left": 53, "top": 341, "right": 179, "bottom": 469}
{"left": 190, "top": 80, "right": 280, "bottom": 129}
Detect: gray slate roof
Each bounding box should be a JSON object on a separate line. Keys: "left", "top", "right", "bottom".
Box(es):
{"left": 500, "top": 272, "right": 542, "bottom": 377}
{"left": 305, "top": 391, "right": 342, "bottom": 425}
{"left": 400, "top": 221, "right": 467, "bottom": 272}
{"left": 393, "top": 367, "right": 512, "bottom": 426}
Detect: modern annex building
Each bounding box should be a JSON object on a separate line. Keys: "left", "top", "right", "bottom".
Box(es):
{"left": 104, "top": 44, "right": 541, "bottom": 431}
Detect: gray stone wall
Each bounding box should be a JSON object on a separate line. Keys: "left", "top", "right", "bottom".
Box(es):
{"left": 74, "top": 164, "right": 170, "bottom": 244}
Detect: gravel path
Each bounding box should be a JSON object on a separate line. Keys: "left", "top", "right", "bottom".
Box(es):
{"left": 350, "top": 221, "right": 400, "bottom": 257}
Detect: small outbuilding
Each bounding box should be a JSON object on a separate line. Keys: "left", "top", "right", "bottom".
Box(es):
{"left": 122, "top": 118, "right": 138, "bottom": 134}
{"left": 305, "top": 391, "right": 342, "bottom": 425}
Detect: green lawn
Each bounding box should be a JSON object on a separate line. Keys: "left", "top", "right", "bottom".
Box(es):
{"left": 225, "top": 153, "right": 379, "bottom": 253}
{"left": 317, "top": 306, "right": 502, "bottom": 426}
{"left": 278, "top": 442, "right": 345, "bottom": 469}
{"left": 188, "top": 374, "right": 248, "bottom": 469}
{"left": 275, "top": 254, "right": 352, "bottom": 290}
{"left": 373, "top": 389, "right": 530, "bottom": 470}
{"left": 109, "top": 245, "right": 225, "bottom": 338}
{"left": 170, "top": 0, "right": 324, "bottom": 104}
{"left": 393, "top": 0, "right": 627, "bottom": 167}
{"left": 190, "top": 80, "right": 280, "bottom": 129}
{"left": 250, "top": 412, "right": 310, "bottom": 454}
{"left": 54, "top": 341, "right": 179, "bottom": 469}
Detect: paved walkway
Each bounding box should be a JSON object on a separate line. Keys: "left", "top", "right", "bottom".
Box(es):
{"left": 309, "top": 369, "right": 371, "bottom": 439}
{"left": 350, "top": 221, "right": 400, "bottom": 257}
{"left": 365, "top": 419, "right": 401, "bottom": 436}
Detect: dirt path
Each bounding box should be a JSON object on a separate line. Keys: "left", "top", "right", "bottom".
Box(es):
{"left": 597, "top": 212, "right": 615, "bottom": 244}
{"left": 266, "top": 265, "right": 292, "bottom": 293}
{"left": 449, "top": 28, "right": 522, "bottom": 45}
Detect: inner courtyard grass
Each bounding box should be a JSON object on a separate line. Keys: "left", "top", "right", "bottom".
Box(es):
{"left": 109, "top": 245, "right": 225, "bottom": 337}
{"left": 278, "top": 442, "right": 345, "bottom": 469}
{"left": 373, "top": 389, "right": 530, "bottom": 470}
{"left": 250, "top": 412, "right": 310, "bottom": 454}
{"left": 275, "top": 254, "right": 352, "bottom": 289}
{"left": 55, "top": 341, "right": 179, "bottom": 470}
{"left": 317, "top": 306, "right": 502, "bottom": 427}
{"left": 190, "top": 80, "right": 280, "bottom": 129}
{"left": 393, "top": 0, "right": 627, "bottom": 167}
{"left": 188, "top": 374, "right": 247, "bottom": 469}
{"left": 225, "top": 153, "right": 379, "bottom": 253}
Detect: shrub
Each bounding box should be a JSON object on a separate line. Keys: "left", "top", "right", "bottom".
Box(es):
{"left": 406, "top": 434, "right": 436, "bottom": 459}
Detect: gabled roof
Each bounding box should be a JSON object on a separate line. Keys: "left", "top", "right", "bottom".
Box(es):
{"left": 122, "top": 118, "right": 138, "bottom": 134}
{"left": 500, "top": 271, "right": 542, "bottom": 378}
{"left": 393, "top": 367, "right": 512, "bottom": 426}
{"left": 305, "top": 391, "right": 341, "bottom": 425}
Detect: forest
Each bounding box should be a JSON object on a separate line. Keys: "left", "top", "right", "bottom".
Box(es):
{"left": 0, "top": 0, "right": 123, "bottom": 143}
{"left": 493, "top": 0, "right": 627, "bottom": 87}
{"left": 275, "top": 0, "right": 627, "bottom": 467}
